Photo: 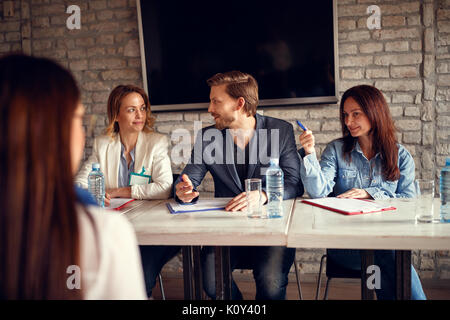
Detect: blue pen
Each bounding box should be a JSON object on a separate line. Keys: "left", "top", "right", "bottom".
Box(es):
{"left": 296, "top": 120, "right": 307, "bottom": 131}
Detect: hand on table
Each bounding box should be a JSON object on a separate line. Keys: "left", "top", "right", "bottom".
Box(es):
{"left": 337, "top": 188, "right": 372, "bottom": 199}
{"left": 225, "top": 190, "right": 268, "bottom": 212}
{"left": 175, "top": 174, "right": 199, "bottom": 203}
{"left": 104, "top": 191, "right": 111, "bottom": 207}
{"left": 105, "top": 188, "right": 120, "bottom": 207}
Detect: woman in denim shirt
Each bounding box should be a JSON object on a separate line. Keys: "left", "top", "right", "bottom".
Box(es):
{"left": 298, "top": 85, "right": 426, "bottom": 300}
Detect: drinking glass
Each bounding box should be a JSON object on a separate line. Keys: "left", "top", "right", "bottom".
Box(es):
{"left": 414, "top": 179, "right": 435, "bottom": 223}
{"left": 245, "top": 178, "right": 264, "bottom": 218}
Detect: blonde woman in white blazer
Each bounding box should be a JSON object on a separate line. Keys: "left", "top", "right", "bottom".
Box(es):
{"left": 75, "top": 89, "right": 173, "bottom": 201}
{"left": 76, "top": 84, "right": 179, "bottom": 298}
{"left": 75, "top": 129, "right": 173, "bottom": 201}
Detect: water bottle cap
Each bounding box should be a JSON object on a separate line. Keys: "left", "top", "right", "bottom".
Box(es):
{"left": 270, "top": 158, "right": 279, "bottom": 166}
{"left": 446, "top": 158, "right": 450, "bottom": 166}
{"left": 92, "top": 163, "right": 100, "bottom": 170}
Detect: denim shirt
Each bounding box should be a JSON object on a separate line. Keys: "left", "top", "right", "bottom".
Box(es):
{"left": 118, "top": 143, "right": 135, "bottom": 188}
{"left": 299, "top": 139, "right": 415, "bottom": 200}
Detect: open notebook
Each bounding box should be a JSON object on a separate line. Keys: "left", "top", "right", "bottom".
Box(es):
{"left": 301, "top": 197, "right": 396, "bottom": 215}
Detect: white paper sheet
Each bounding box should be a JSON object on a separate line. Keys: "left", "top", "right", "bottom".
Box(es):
{"left": 107, "top": 198, "right": 135, "bottom": 210}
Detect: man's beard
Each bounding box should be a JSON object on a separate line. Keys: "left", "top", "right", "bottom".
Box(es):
{"left": 214, "top": 115, "right": 235, "bottom": 130}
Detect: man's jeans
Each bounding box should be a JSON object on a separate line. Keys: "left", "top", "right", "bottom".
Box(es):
{"left": 327, "top": 249, "right": 426, "bottom": 300}
{"left": 139, "top": 245, "right": 181, "bottom": 298}
{"left": 201, "top": 246, "right": 296, "bottom": 300}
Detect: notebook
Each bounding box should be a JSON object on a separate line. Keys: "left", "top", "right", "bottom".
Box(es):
{"left": 166, "top": 198, "right": 230, "bottom": 214}
{"left": 301, "top": 197, "right": 396, "bottom": 215}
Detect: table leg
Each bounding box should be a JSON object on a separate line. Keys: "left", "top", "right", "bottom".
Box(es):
{"left": 193, "top": 246, "right": 203, "bottom": 300}
{"left": 215, "top": 246, "right": 232, "bottom": 300}
{"left": 395, "top": 250, "right": 411, "bottom": 300}
{"left": 182, "top": 246, "right": 193, "bottom": 299}
{"left": 360, "top": 250, "right": 375, "bottom": 300}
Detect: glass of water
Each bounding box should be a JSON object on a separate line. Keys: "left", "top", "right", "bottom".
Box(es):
{"left": 245, "top": 178, "right": 264, "bottom": 218}
{"left": 414, "top": 179, "right": 435, "bottom": 223}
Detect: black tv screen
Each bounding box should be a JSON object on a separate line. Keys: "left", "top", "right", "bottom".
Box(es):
{"left": 137, "top": 0, "right": 338, "bottom": 111}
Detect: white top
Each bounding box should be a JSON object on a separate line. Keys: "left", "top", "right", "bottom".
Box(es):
{"left": 78, "top": 205, "right": 146, "bottom": 299}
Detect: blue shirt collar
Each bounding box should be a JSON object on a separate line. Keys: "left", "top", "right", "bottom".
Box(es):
{"left": 353, "top": 140, "right": 382, "bottom": 160}
{"left": 120, "top": 143, "right": 136, "bottom": 163}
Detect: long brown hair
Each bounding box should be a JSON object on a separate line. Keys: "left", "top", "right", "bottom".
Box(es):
{"left": 104, "top": 84, "right": 155, "bottom": 137}
{"left": 0, "top": 54, "right": 83, "bottom": 299}
{"left": 340, "top": 85, "right": 400, "bottom": 181}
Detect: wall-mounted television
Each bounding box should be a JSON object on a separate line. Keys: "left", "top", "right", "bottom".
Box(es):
{"left": 137, "top": 0, "right": 338, "bottom": 112}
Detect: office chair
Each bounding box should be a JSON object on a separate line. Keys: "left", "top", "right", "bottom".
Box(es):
{"left": 157, "top": 273, "right": 166, "bottom": 300}
{"left": 315, "top": 250, "right": 361, "bottom": 300}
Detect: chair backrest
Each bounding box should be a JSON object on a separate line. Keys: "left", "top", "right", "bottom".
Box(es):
{"left": 170, "top": 173, "right": 180, "bottom": 198}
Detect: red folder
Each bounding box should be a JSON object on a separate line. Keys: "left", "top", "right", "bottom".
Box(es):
{"left": 301, "top": 198, "right": 396, "bottom": 215}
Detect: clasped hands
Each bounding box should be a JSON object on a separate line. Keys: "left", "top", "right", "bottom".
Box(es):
{"left": 175, "top": 174, "right": 267, "bottom": 211}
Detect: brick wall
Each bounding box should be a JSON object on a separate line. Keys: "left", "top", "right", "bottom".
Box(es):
{"left": 435, "top": 0, "right": 450, "bottom": 279}
{"left": 1, "top": 0, "right": 449, "bottom": 280}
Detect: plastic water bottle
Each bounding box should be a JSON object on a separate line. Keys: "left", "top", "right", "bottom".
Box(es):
{"left": 266, "top": 158, "right": 284, "bottom": 218}
{"left": 440, "top": 157, "right": 450, "bottom": 223}
{"left": 88, "top": 163, "right": 105, "bottom": 207}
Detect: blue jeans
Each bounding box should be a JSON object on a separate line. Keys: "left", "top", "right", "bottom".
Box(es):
{"left": 201, "top": 246, "right": 295, "bottom": 300}
{"left": 139, "top": 245, "right": 181, "bottom": 298}
{"left": 327, "top": 249, "right": 426, "bottom": 300}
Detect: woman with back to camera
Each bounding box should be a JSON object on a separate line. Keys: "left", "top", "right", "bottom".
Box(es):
{"left": 75, "top": 84, "right": 178, "bottom": 298}
{"left": 0, "top": 54, "right": 146, "bottom": 299}
{"left": 298, "top": 85, "right": 426, "bottom": 300}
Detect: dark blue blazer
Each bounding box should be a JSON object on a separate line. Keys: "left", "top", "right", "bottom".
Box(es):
{"left": 174, "top": 113, "right": 304, "bottom": 201}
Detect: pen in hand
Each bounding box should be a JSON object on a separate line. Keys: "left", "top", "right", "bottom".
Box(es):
{"left": 296, "top": 120, "right": 307, "bottom": 131}
{"left": 297, "top": 120, "right": 315, "bottom": 155}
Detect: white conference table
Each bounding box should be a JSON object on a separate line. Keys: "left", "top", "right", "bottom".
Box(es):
{"left": 122, "top": 197, "right": 450, "bottom": 300}
{"left": 287, "top": 197, "right": 450, "bottom": 299}
{"left": 124, "top": 198, "right": 295, "bottom": 300}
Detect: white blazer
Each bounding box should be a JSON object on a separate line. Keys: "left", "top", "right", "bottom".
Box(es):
{"left": 76, "top": 131, "right": 173, "bottom": 200}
